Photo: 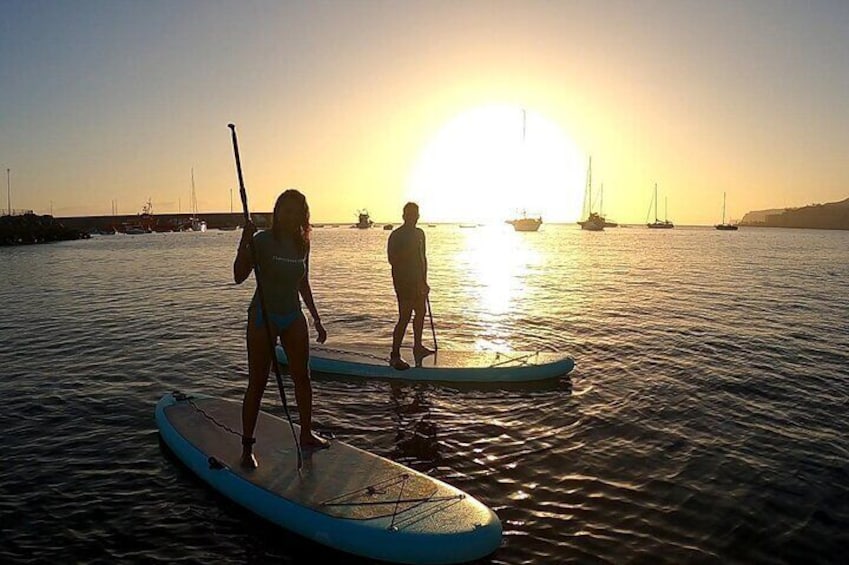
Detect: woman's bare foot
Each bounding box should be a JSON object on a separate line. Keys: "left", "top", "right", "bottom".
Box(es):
{"left": 413, "top": 345, "right": 435, "bottom": 359}
{"left": 240, "top": 449, "right": 258, "bottom": 469}
{"left": 390, "top": 354, "right": 410, "bottom": 370}
{"left": 300, "top": 433, "right": 331, "bottom": 451}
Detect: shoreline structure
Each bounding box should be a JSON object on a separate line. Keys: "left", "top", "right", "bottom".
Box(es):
{"left": 3, "top": 194, "right": 849, "bottom": 247}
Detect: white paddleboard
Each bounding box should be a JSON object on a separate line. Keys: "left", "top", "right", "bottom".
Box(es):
{"left": 277, "top": 344, "right": 575, "bottom": 382}
{"left": 156, "top": 392, "right": 502, "bottom": 564}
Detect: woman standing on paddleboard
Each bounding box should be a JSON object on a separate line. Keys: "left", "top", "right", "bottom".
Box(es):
{"left": 233, "top": 189, "right": 329, "bottom": 468}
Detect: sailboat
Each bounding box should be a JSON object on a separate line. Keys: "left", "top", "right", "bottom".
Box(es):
{"left": 506, "top": 109, "right": 542, "bottom": 232}
{"left": 715, "top": 192, "right": 738, "bottom": 231}
{"left": 577, "top": 157, "right": 605, "bottom": 231}
{"left": 190, "top": 168, "right": 207, "bottom": 232}
{"left": 647, "top": 183, "right": 674, "bottom": 229}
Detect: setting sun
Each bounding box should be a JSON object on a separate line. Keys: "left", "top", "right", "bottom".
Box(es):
{"left": 405, "top": 105, "right": 585, "bottom": 224}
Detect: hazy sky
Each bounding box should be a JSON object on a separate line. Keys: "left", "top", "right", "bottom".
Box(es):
{"left": 2, "top": 0, "right": 847, "bottom": 224}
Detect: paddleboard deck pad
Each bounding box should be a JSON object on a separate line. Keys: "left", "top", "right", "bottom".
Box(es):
{"left": 277, "top": 345, "right": 575, "bottom": 382}
{"left": 156, "top": 392, "right": 502, "bottom": 564}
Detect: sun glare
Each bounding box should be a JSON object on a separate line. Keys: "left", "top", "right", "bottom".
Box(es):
{"left": 449, "top": 224, "right": 545, "bottom": 351}
{"left": 406, "top": 105, "right": 585, "bottom": 224}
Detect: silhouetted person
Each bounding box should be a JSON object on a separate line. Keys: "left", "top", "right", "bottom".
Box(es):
{"left": 387, "top": 202, "right": 433, "bottom": 370}
{"left": 233, "top": 189, "right": 329, "bottom": 468}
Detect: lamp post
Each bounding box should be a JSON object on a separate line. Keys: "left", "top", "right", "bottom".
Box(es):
{"left": 6, "top": 169, "right": 9, "bottom": 216}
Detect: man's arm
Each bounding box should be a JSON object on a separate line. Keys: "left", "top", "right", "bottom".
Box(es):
{"left": 418, "top": 228, "right": 428, "bottom": 293}
{"left": 387, "top": 232, "right": 397, "bottom": 265}
{"left": 421, "top": 230, "right": 428, "bottom": 282}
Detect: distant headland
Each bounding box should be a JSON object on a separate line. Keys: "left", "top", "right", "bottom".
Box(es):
{"left": 740, "top": 197, "right": 849, "bottom": 230}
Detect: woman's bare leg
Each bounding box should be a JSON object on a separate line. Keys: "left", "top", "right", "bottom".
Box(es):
{"left": 280, "top": 313, "right": 328, "bottom": 449}
{"left": 241, "top": 310, "right": 271, "bottom": 468}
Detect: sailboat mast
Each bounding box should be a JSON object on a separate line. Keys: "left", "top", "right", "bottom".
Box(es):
{"left": 654, "top": 183, "right": 659, "bottom": 222}
{"left": 522, "top": 109, "right": 526, "bottom": 143}
{"left": 191, "top": 168, "right": 196, "bottom": 216}
{"left": 722, "top": 191, "right": 727, "bottom": 224}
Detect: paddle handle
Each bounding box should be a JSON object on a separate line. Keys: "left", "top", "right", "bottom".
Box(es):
{"left": 228, "top": 124, "right": 252, "bottom": 225}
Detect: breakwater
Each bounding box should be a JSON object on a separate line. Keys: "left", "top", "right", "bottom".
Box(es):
{"left": 0, "top": 212, "right": 90, "bottom": 246}
{"left": 55, "top": 212, "right": 272, "bottom": 232}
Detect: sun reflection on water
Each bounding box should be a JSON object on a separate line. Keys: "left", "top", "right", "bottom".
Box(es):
{"left": 452, "top": 225, "right": 544, "bottom": 349}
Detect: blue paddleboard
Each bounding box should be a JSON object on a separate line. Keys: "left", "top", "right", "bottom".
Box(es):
{"left": 277, "top": 344, "right": 575, "bottom": 382}
{"left": 155, "top": 392, "right": 502, "bottom": 564}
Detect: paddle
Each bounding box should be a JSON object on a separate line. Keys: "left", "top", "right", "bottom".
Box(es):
{"left": 228, "top": 123, "right": 302, "bottom": 470}
{"left": 426, "top": 294, "right": 438, "bottom": 353}
{"left": 417, "top": 217, "right": 437, "bottom": 354}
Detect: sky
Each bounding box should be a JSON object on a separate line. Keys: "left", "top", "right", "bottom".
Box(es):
{"left": 1, "top": 0, "right": 847, "bottom": 225}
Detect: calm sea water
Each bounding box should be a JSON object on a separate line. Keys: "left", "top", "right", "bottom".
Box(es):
{"left": 1, "top": 224, "right": 848, "bottom": 564}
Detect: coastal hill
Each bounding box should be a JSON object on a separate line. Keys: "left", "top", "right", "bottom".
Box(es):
{"left": 740, "top": 197, "right": 849, "bottom": 230}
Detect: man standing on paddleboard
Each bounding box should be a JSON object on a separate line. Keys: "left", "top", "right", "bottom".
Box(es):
{"left": 387, "top": 202, "right": 434, "bottom": 370}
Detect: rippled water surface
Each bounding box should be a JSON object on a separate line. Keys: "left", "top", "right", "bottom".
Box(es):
{"left": 2, "top": 225, "right": 848, "bottom": 564}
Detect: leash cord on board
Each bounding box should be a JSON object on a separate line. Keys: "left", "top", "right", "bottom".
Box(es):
{"left": 172, "top": 392, "right": 242, "bottom": 438}
{"left": 174, "top": 392, "right": 335, "bottom": 442}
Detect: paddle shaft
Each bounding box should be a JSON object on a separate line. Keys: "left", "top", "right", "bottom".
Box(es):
{"left": 228, "top": 123, "right": 302, "bottom": 469}
{"left": 419, "top": 229, "right": 437, "bottom": 352}
{"left": 426, "top": 294, "right": 437, "bottom": 352}
{"left": 394, "top": 224, "right": 438, "bottom": 354}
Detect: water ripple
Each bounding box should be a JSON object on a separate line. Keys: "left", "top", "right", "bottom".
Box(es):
{"left": 1, "top": 226, "right": 848, "bottom": 563}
